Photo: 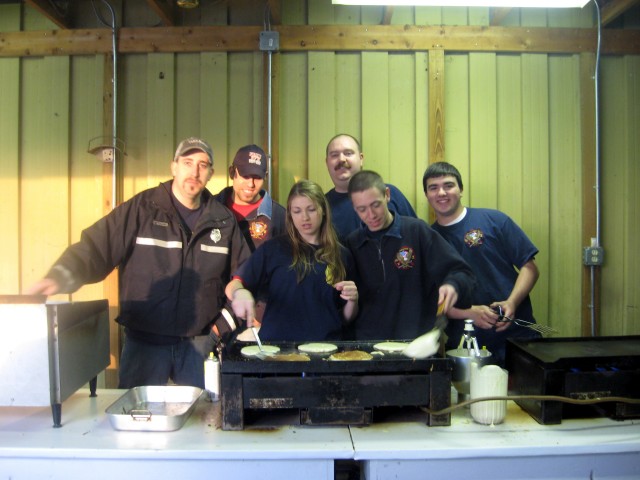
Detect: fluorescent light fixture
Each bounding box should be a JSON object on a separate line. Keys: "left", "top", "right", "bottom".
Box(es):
{"left": 333, "top": 0, "right": 591, "bottom": 7}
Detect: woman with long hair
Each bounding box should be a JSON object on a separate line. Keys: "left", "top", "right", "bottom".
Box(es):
{"left": 225, "top": 180, "right": 359, "bottom": 341}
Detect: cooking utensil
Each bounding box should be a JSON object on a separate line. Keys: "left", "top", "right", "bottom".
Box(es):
{"left": 494, "top": 306, "right": 557, "bottom": 336}
{"left": 248, "top": 327, "right": 276, "bottom": 359}
{"left": 403, "top": 303, "right": 448, "bottom": 359}
{"left": 251, "top": 326, "right": 264, "bottom": 351}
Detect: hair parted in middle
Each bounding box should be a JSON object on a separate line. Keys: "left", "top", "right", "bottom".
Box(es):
{"left": 285, "top": 179, "right": 346, "bottom": 284}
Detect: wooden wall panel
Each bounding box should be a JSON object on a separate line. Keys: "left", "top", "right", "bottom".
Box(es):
{"left": 200, "top": 52, "right": 229, "bottom": 195}
{"left": 175, "top": 54, "right": 203, "bottom": 143}
{"left": 496, "top": 55, "right": 523, "bottom": 213}
{"left": 0, "top": 6, "right": 21, "bottom": 295}
{"left": 415, "top": 6, "right": 442, "bottom": 24}
{"left": 521, "top": 53, "right": 551, "bottom": 327}
{"left": 279, "top": 0, "right": 307, "bottom": 201}
{"left": 121, "top": 54, "right": 149, "bottom": 201}
{"left": 623, "top": 56, "right": 640, "bottom": 335}
{"left": 444, "top": 53, "right": 470, "bottom": 179}
{"left": 601, "top": 56, "right": 628, "bottom": 335}
{"left": 388, "top": 53, "right": 418, "bottom": 206}
{"left": 468, "top": 52, "right": 498, "bottom": 208}
{"left": 68, "top": 55, "right": 108, "bottom": 303}
{"left": 548, "top": 55, "right": 583, "bottom": 336}
{"left": 145, "top": 53, "right": 176, "bottom": 188}
{"left": 278, "top": 52, "right": 307, "bottom": 200}
{"left": 361, "top": 52, "right": 390, "bottom": 178}
{"left": 228, "top": 53, "right": 261, "bottom": 163}
{"left": 601, "top": 56, "right": 640, "bottom": 336}
{"left": 20, "top": 56, "right": 71, "bottom": 298}
{"left": 414, "top": 51, "right": 429, "bottom": 219}
{"left": 334, "top": 53, "right": 362, "bottom": 139}
{"left": 308, "top": 51, "right": 336, "bottom": 189}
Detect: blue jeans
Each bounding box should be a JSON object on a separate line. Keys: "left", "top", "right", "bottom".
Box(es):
{"left": 118, "top": 333, "right": 214, "bottom": 389}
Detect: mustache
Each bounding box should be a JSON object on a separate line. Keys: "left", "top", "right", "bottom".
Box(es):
{"left": 334, "top": 161, "right": 349, "bottom": 171}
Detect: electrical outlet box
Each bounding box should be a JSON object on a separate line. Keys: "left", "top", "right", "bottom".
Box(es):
{"left": 583, "top": 246, "right": 604, "bottom": 266}
{"left": 260, "top": 31, "right": 279, "bottom": 51}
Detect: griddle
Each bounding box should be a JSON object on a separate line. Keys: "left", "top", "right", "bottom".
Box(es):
{"left": 220, "top": 340, "right": 452, "bottom": 430}
{"left": 506, "top": 335, "right": 640, "bottom": 424}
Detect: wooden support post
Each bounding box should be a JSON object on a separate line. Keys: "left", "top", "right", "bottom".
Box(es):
{"left": 427, "top": 48, "right": 445, "bottom": 224}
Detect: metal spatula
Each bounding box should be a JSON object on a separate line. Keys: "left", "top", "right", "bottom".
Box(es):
{"left": 403, "top": 303, "right": 448, "bottom": 359}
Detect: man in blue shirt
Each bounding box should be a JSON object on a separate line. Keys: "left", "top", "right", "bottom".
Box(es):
{"left": 325, "top": 134, "right": 416, "bottom": 241}
{"left": 423, "top": 162, "right": 541, "bottom": 366}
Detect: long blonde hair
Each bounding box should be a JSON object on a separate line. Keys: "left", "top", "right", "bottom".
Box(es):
{"left": 286, "top": 180, "right": 346, "bottom": 284}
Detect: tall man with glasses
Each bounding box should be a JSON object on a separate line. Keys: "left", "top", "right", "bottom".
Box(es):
{"left": 27, "top": 137, "right": 249, "bottom": 388}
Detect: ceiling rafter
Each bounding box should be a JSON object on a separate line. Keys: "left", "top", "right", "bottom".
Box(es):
{"left": 601, "top": 0, "right": 640, "bottom": 26}
{"left": 24, "top": 0, "right": 70, "bottom": 29}
{"left": 146, "top": 0, "right": 176, "bottom": 26}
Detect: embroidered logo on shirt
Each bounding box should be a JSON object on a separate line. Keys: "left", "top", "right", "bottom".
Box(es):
{"left": 464, "top": 229, "right": 484, "bottom": 248}
{"left": 249, "top": 221, "right": 268, "bottom": 240}
{"left": 394, "top": 247, "right": 415, "bottom": 270}
{"left": 210, "top": 228, "right": 222, "bottom": 243}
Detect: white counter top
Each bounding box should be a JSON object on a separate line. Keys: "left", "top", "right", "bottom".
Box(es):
{"left": 1, "top": 389, "right": 639, "bottom": 480}
{"left": 0, "top": 389, "right": 353, "bottom": 480}
{"left": 350, "top": 401, "right": 640, "bottom": 480}
{"left": 350, "top": 401, "right": 640, "bottom": 459}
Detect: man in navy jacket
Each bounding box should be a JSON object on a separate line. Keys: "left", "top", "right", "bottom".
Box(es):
{"left": 345, "top": 170, "right": 475, "bottom": 341}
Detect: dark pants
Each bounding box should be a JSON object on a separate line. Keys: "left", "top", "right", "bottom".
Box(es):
{"left": 118, "top": 332, "right": 215, "bottom": 389}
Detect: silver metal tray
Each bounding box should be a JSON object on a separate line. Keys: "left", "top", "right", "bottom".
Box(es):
{"left": 105, "top": 385, "right": 203, "bottom": 431}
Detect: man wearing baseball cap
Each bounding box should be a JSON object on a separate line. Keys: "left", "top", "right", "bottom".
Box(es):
{"left": 27, "top": 137, "right": 250, "bottom": 389}
{"left": 214, "top": 144, "right": 286, "bottom": 252}
{"left": 214, "top": 145, "right": 286, "bottom": 325}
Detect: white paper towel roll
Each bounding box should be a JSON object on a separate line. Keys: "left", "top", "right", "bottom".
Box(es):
{"left": 470, "top": 363, "right": 508, "bottom": 425}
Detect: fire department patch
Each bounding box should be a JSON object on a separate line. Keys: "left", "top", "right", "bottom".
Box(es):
{"left": 464, "top": 229, "right": 484, "bottom": 248}
{"left": 210, "top": 228, "right": 222, "bottom": 243}
{"left": 394, "top": 247, "right": 415, "bottom": 270}
{"left": 249, "top": 221, "right": 268, "bottom": 240}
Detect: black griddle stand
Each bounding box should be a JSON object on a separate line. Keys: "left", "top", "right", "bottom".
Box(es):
{"left": 506, "top": 335, "right": 640, "bottom": 424}
{"left": 219, "top": 341, "right": 453, "bottom": 431}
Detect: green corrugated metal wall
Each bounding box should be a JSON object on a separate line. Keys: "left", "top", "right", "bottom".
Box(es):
{"left": 0, "top": 1, "right": 638, "bottom": 340}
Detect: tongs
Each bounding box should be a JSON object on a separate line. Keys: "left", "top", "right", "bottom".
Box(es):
{"left": 493, "top": 306, "right": 557, "bottom": 336}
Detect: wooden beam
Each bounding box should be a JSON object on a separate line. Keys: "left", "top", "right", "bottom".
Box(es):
{"left": 146, "top": 0, "right": 176, "bottom": 26}
{"left": 601, "top": 0, "right": 640, "bottom": 26}
{"left": 490, "top": 8, "right": 512, "bottom": 26}
{"left": 24, "top": 0, "right": 70, "bottom": 29}
{"left": 1, "top": 25, "right": 639, "bottom": 57}
{"left": 427, "top": 48, "right": 445, "bottom": 225}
